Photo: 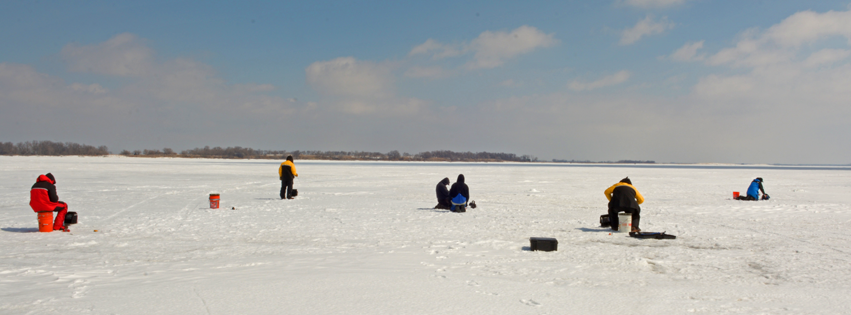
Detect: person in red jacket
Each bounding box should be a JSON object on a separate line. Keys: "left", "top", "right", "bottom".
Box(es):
{"left": 30, "top": 173, "right": 69, "bottom": 231}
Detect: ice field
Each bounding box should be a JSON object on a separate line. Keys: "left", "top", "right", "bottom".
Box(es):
{"left": 2, "top": 156, "right": 851, "bottom": 314}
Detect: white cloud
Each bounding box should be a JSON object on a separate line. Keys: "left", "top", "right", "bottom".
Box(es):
{"left": 466, "top": 25, "right": 558, "bottom": 69}
{"left": 408, "top": 25, "right": 557, "bottom": 70}
{"left": 620, "top": 15, "right": 675, "bottom": 45}
{"left": 61, "top": 33, "right": 154, "bottom": 77}
{"left": 408, "top": 39, "right": 463, "bottom": 59}
{"left": 707, "top": 10, "right": 851, "bottom": 68}
{"left": 692, "top": 74, "right": 755, "bottom": 99}
{"left": 568, "top": 70, "right": 631, "bottom": 91}
{"left": 687, "top": 10, "right": 851, "bottom": 158}
{"left": 803, "top": 48, "right": 851, "bottom": 68}
{"left": 669, "top": 40, "right": 705, "bottom": 61}
{"left": 403, "top": 66, "right": 452, "bottom": 79}
{"left": 619, "top": 0, "right": 688, "bottom": 8}
{"left": 306, "top": 57, "right": 426, "bottom": 115}
{"left": 306, "top": 57, "right": 393, "bottom": 99}
{"left": 762, "top": 10, "right": 851, "bottom": 47}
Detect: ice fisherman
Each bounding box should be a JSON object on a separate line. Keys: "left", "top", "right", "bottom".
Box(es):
{"left": 736, "top": 177, "right": 768, "bottom": 200}
{"left": 29, "top": 173, "right": 70, "bottom": 231}
{"left": 604, "top": 177, "right": 644, "bottom": 232}
{"left": 448, "top": 174, "right": 471, "bottom": 212}
{"left": 278, "top": 155, "right": 299, "bottom": 199}
{"left": 434, "top": 177, "right": 452, "bottom": 210}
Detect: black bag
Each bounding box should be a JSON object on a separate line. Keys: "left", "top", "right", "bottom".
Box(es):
{"left": 291, "top": 189, "right": 298, "bottom": 197}
{"left": 530, "top": 237, "right": 558, "bottom": 251}
{"left": 64, "top": 211, "right": 78, "bottom": 225}
{"left": 600, "top": 214, "right": 610, "bottom": 227}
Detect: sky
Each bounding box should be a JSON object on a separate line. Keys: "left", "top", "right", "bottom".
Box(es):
{"left": 1, "top": 0, "right": 850, "bottom": 164}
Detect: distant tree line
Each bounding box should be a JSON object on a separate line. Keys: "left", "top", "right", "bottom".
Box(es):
{"left": 0, "top": 140, "right": 109, "bottom": 156}
{"left": 120, "top": 146, "right": 538, "bottom": 162}
{"left": 552, "top": 159, "right": 655, "bottom": 164}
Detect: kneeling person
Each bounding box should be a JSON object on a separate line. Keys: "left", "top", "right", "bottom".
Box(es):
{"left": 434, "top": 177, "right": 452, "bottom": 210}
{"left": 736, "top": 177, "right": 768, "bottom": 201}
{"left": 449, "top": 174, "right": 470, "bottom": 212}
{"left": 604, "top": 177, "right": 644, "bottom": 232}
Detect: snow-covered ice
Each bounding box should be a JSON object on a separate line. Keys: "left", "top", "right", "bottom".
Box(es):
{"left": 2, "top": 156, "right": 851, "bottom": 314}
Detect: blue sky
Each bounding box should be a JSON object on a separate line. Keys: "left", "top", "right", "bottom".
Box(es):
{"left": 2, "top": 0, "right": 851, "bottom": 163}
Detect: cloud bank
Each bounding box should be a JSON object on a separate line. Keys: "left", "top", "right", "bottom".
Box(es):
{"left": 409, "top": 25, "right": 558, "bottom": 69}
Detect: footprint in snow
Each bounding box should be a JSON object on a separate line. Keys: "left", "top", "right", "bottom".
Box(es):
{"left": 520, "top": 299, "right": 541, "bottom": 306}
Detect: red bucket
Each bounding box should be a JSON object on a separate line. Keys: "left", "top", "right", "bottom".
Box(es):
{"left": 209, "top": 194, "right": 220, "bottom": 209}
{"left": 37, "top": 211, "right": 53, "bottom": 232}
{"left": 733, "top": 191, "right": 740, "bottom": 199}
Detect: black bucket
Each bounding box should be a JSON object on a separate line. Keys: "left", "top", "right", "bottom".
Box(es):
{"left": 292, "top": 189, "right": 298, "bottom": 197}
{"left": 599, "top": 214, "right": 610, "bottom": 227}
{"left": 65, "top": 211, "right": 78, "bottom": 225}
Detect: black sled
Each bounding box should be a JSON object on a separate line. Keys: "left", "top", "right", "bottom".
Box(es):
{"left": 629, "top": 231, "right": 676, "bottom": 239}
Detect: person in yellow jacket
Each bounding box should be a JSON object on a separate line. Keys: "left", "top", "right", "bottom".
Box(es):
{"left": 604, "top": 177, "right": 644, "bottom": 232}
{"left": 278, "top": 155, "right": 298, "bottom": 199}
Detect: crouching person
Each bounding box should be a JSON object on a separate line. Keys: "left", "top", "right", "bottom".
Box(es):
{"left": 30, "top": 173, "right": 69, "bottom": 231}
{"left": 434, "top": 177, "right": 452, "bottom": 210}
{"left": 604, "top": 177, "right": 644, "bottom": 232}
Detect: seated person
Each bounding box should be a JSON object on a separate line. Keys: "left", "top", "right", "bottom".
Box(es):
{"left": 29, "top": 173, "right": 69, "bottom": 231}
{"left": 448, "top": 174, "right": 470, "bottom": 212}
{"left": 434, "top": 177, "right": 451, "bottom": 209}
{"left": 604, "top": 177, "right": 644, "bottom": 232}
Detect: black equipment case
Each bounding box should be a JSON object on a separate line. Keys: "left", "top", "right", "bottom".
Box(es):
{"left": 530, "top": 237, "right": 558, "bottom": 251}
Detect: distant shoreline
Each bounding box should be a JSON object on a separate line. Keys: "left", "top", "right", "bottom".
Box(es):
{"left": 3, "top": 155, "right": 850, "bottom": 170}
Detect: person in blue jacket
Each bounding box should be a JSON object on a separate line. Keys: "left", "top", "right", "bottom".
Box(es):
{"left": 737, "top": 177, "right": 769, "bottom": 200}
{"left": 448, "top": 174, "right": 470, "bottom": 212}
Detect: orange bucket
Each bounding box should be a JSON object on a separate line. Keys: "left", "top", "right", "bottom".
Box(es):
{"left": 209, "top": 194, "right": 220, "bottom": 209}
{"left": 733, "top": 191, "right": 740, "bottom": 199}
{"left": 37, "top": 211, "right": 53, "bottom": 232}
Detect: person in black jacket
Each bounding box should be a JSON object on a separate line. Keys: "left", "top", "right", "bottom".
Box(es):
{"left": 448, "top": 174, "right": 470, "bottom": 212}
{"left": 604, "top": 177, "right": 645, "bottom": 232}
{"left": 434, "top": 177, "right": 451, "bottom": 209}
{"left": 278, "top": 155, "right": 298, "bottom": 199}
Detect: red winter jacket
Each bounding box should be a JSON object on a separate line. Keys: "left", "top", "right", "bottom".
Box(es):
{"left": 30, "top": 174, "right": 64, "bottom": 212}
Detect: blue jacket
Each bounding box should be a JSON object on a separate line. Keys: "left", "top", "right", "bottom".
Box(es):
{"left": 746, "top": 178, "right": 764, "bottom": 198}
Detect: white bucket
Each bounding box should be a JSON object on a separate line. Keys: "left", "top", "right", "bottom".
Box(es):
{"left": 617, "top": 213, "right": 632, "bottom": 233}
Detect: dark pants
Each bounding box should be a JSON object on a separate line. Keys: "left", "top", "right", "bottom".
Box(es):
{"left": 435, "top": 198, "right": 452, "bottom": 209}
{"left": 280, "top": 178, "right": 293, "bottom": 199}
{"left": 53, "top": 202, "right": 68, "bottom": 230}
{"left": 608, "top": 207, "right": 640, "bottom": 231}
{"left": 736, "top": 195, "right": 757, "bottom": 200}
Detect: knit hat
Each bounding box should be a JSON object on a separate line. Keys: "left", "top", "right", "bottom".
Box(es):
{"left": 620, "top": 177, "right": 631, "bottom": 185}
{"left": 46, "top": 173, "right": 55, "bottom": 183}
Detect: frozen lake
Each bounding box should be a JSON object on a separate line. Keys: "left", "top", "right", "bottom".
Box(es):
{"left": 2, "top": 156, "right": 851, "bottom": 314}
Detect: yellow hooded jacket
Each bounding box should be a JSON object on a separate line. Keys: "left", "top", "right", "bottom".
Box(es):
{"left": 604, "top": 182, "right": 644, "bottom": 204}
{"left": 278, "top": 160, "right": 298, "bottom": 179}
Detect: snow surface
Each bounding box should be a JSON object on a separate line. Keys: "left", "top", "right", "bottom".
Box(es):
{"left": 2, "top": 156, "right": 851, "bottom": 314}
